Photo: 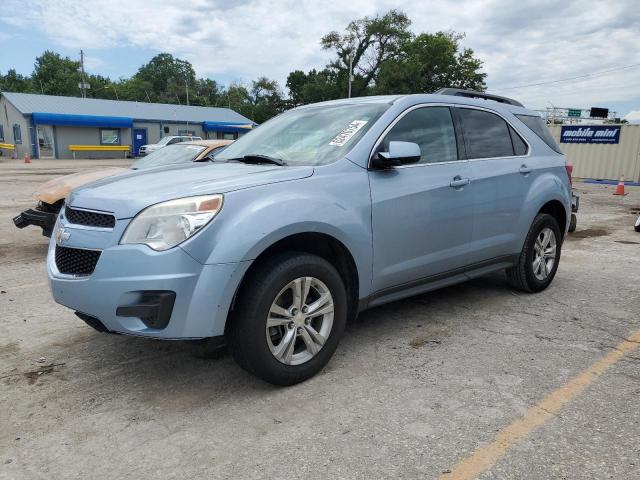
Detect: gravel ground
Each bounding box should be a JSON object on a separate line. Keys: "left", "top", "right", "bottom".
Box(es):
{"left": 1, "top": 159, "right": 639, "bottom": 479}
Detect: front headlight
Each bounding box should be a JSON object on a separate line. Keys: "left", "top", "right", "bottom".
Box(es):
{"left": 120, "top": 195, "right": 223, "bottom": 251}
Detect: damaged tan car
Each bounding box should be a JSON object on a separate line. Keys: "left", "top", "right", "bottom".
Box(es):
{"left": 13, "top": 139, "right": 232, "bottom": 237}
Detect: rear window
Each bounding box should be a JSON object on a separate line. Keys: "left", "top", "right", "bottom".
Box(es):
{"left": 515, "top": 115, "right": 562, "bottom": 154}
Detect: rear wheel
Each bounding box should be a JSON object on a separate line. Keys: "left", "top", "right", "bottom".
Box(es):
{"left": 507, "top": 213, "right": 562, "bottom": 293}
{"left": 226, "top": 252, "right": 347, "bottom": 385}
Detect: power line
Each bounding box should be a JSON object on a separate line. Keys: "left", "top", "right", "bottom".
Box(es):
{"left": 492, "top": 63, "right": 640, "bottom": 92}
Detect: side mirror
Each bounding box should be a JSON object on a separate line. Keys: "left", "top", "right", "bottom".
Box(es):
{"left": 371, "top": 141, "right": 421, "bottom": 169}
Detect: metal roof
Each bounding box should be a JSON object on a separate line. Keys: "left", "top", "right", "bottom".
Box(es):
{"left": 1, "top": 91, "right": 253, "bottom": 124}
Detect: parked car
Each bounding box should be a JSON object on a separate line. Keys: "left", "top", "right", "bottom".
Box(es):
{"left": 13, "top": 140, "right": 231, "bottom": 237}
{"left": 569, "top": 189, "right": 579, "bottom": 233}
{"left": 46, "top": 89, "right": 571, "bottom": 385}
{"left": 138, "top": 135, "right": 203, "bottom": 156}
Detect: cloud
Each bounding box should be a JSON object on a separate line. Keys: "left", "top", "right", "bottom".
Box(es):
{"left": 1, "top": 0, "right": 639, "bottom": 112}
{"left": 624, "top": 111, "right": 640, "bottom": 124}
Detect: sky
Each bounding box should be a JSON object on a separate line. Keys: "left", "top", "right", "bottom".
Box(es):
{"left": 1, "top": 0, "right": 639, "bottom": 120}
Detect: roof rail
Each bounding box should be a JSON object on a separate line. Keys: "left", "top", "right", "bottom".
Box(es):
{"left": 434, "top": 88, "right": 524, "bottom": 108}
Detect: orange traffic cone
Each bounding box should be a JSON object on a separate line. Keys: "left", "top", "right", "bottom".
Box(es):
{"left": 613, "top": 175, "right": 626, "bottom": 196}
{"left": 23, "top": 153, "right": 31, "bottom": 164}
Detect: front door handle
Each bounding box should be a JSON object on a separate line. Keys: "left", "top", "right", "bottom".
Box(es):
{"left": 519, "top": 164, "right": 532, "bottom": 175}
{"left": 450, "top": 176, "right": 470, "bottom": 189}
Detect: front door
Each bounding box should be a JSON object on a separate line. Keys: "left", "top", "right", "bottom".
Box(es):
{"left": 368, "top": 106, "right": 474, "bottom": 295}
{"left": 132, "top": 128, "right": 147, "bottom": 156}
{"left": 37, "top": 125, "right": 54, "bottom": 158}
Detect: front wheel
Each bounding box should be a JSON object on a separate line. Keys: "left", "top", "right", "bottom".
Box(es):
{"left": 506, "top": 213, "right": 562, "bottom": 293}
{"left": 226, "top": 252, "right": 347, "bottom": 386}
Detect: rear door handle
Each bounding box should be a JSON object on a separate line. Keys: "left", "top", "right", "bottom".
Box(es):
{"left": 450, "top": 176, "right": 470, "bottom": 188}
{"left": 519, "top": 164, "right": 532, "bottom": 175}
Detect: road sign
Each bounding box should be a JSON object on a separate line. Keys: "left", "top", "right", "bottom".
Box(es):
{"left": 568, "top": 109, "right": 581, "bottom": 118}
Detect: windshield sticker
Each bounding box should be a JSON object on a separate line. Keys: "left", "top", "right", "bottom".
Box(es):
{"left": 329, "top": 120, "right": 368, "bottom": 146}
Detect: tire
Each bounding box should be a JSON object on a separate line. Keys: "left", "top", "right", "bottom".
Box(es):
{"left": 226, "top": 252, "right": 347, "bottom": 386}
{"left": 635, "top": 216, "right": 640, "bottom": 233}
{"left": 568, "top": 213, "right": 577, "bottom": 233}
{"left": 506, "top": 213, "right": 562, "bottom": 293}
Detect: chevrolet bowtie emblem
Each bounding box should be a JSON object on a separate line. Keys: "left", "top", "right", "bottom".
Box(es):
{"left": 55, "top": 227, "right": 71, "bottom": 245}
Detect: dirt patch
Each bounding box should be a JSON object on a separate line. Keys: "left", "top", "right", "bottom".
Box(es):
{"left": 0, "top": 242, "right": 48, "bottom": 264}
{"left": 567, "top": 228, "right": 610, "bottom": 240}
{"left": 409, "top": 333, "right": 442, "bottom": 349}
{"left": 0, "top": 342, "right": 20, "bottom": 355}
{"left": 0, "top": 362, "right": 65, "bottom": 385}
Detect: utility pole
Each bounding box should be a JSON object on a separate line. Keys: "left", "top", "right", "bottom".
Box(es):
{"left": 348, "top": 52, "right": 354, "bottom": 98}
{"left": 78, "top": 50, "right": 90, "bottom": 98}
{"left": 186, "top": 78, "right": 189, "bottom": 106}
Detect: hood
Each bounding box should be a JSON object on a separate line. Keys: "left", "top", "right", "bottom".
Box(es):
{"left": 67, "top": 162, "right": 314, "bottom": 219}
{"left": 36, "top": 167, "right": 129, "bottom": 205}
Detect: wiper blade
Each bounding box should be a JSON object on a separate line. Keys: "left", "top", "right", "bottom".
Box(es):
{"left": 227, "top": 154, "right": 286, "bottom": 166}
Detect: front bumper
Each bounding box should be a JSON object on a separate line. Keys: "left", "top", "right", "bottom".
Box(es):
{"left": 13, "top": 208, "right": 57, "bottom": 237}
{"left": 47, "top": 225, "right": 250, "bottom": 339}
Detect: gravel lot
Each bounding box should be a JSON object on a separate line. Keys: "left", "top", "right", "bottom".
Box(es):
{"left": 1, "top": 159, "right": 639, "bottom": 479}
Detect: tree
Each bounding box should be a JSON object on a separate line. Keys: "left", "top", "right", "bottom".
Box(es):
{"left": 31, "top": 51, "right": 81, "bottom": 96}
{"left": 250, "top": 77, "right": 284, "bottom": 123}
{"left": 375, "top": 31, "right": 486, "bottom": 94}
{"left": 192, "top": 78, "right": 224, "bottom": 106}
{"left": 286, "top": 68, "right": 342, "bottom": 105}
{"left": 0, "top": 69, "right": 32, "bottom": 92}
{"left": 321, "top": 9, "right": 412, "bottom": 97}
{"left": 134, "top": 53, "right": 196, "bottom": 103}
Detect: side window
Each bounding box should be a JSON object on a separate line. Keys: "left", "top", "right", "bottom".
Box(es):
{"left": 13, "top": 124, "right": 22, "bottom": 144}
{"left": 381, "top": 107, "right": 458, "bottom": 164}
{"left": 458, "top": 109, "right": 514, "bottom": 159}
{"left": 168, "top": 137, "right": 180, "bottom": 145}
{"left": 509, "top": 126, "right": 528, "bottom": 156}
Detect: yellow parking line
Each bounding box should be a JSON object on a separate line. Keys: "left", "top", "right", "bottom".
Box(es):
{"left": 441, "top": 329, "right": 640, "bottom": 480}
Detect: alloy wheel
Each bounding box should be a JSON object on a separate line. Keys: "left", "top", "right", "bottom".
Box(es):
{"left": 265, "top": 277, "right": 334, "bottom": 365}
{"left": 532, "top": 227, "right": 557, "bottom": 281}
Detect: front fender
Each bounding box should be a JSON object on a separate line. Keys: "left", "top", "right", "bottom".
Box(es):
{"left": 180, "top": 159, "right": 374, "bottom": 299}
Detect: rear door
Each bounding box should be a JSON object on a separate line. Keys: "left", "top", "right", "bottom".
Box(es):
{"left": 368, "top": 105, "right": 475, "bottom": 294}
{"left": 456, "top": 107, "right": 532, "bottom": 262}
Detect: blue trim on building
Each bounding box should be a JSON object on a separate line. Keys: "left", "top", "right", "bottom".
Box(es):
{"left": 202, "top": 121, "right": 253, "bottom": 133}
{"left": 32, "top": 112, "right": 133, "bottom": 128}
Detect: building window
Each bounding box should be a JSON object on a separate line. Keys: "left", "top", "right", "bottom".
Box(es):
{"left": 100, "top": 129, "right": 120, "bottom": 145}
{"left": 217, "top": 131, "right": 238, "bottom": 140}
{"left": 13, "top": 124, "right": 22, "bottom": 144}
{"left": 178, "top": 129, "right": 196, "bottom": 136}
{"left": 0, "top": 125, "right": 4, "bottom": 142}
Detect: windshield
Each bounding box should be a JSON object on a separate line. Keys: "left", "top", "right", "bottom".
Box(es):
{"left": 156, "top": 136, "right": 173, "bottom": 146}
{"left": 131, "top": 144, "right": 206, "bottom": 169}
{"left": 215, "top": 103, "right": 389, "bottom": 166}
